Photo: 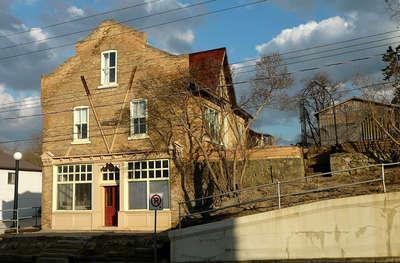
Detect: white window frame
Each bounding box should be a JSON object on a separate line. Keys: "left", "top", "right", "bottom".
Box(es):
{"left": 129, "top": 99, "right": 149, "bottom": 140}
{"left": 101, "top": 164, "right": 120, "bottom": 182}
{"left": 72, "top": 106, "right": 90, "bottom": 144}
{"left": 99, "top": 50, "right": 118, "bottom": 89}
{"left": 126, "top": 159, "right": 170, "bottom": 211}
{"left": 204, "top": 106, "right": 221, "bottom": 142}
{"left": 54, "top": 164, "right": 93, "bottom": 211}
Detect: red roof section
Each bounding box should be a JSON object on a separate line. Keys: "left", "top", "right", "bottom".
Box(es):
{"left": 189, "top": 48, "right": 226, "bottom": 93}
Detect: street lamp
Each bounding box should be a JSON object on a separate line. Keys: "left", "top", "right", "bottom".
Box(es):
{"left": 12, "top": 152, "right": 22, "bottom": 229}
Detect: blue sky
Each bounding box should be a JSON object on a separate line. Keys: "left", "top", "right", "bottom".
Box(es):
{"left": 0, "top": 0, "right": 397, "bottom": 146}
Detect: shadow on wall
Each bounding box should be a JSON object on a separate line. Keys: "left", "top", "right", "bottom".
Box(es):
{"left": 1, "top": 191, "right": 41, "bottom": 228}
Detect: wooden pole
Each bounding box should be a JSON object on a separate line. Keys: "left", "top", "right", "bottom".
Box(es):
{"left": 110, "top": 67, "right": 137, "bottom": 152}
{"left": 80, "top": 76, "right": 111, "bottom": 153}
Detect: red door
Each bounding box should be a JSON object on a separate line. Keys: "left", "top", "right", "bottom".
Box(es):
{"left": 105, "top": 186, "right": 119, "bottom": 226}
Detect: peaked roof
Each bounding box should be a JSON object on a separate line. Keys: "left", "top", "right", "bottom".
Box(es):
{"left": 189, "top": 47, "right": 226, "bottom": 91}
{"left": 189, "top": 48, "right": 251, "bottom": 120}
{"left": 0, "top": 152, "right": 41, "bottom": 172}
{"left": 315, "top": 97, "right": 399, "bottom": 115}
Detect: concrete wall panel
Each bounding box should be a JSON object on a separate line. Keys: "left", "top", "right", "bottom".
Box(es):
{"left": 169, "top": 192, "right": 400, "bottom": 262}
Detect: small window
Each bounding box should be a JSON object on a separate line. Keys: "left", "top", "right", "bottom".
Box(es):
{"left": 73, "top": 106, "right": 89, "bottom": 141}
{"left": 101, "top": 50, "right": 117, "bottom": 85}
{"left": 130, "top": 99, "right": 147, "bottom": 137}
{"left": 8, "top": 173, "right": 15, "bottom": 185}
{"left": 101, "top": 163, "right": 120, "bottom": 181}
{"left": 204, "top": 107, "right": 220, "bottom": 141}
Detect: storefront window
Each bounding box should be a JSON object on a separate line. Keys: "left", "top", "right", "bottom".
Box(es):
{"left": 127, "top": 160, "right": 170, "bottom": 209}
{"left": 56, "top": 164, "right": 92, "bottom": 210}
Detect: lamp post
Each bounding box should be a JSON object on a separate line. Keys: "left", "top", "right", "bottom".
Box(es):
{"left": 12, "top": 152, "right": 22, "bottom": 229}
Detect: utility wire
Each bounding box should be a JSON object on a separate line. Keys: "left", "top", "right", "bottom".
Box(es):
{"left": 1, "top": 39, "right": 393, "bottom": 112}
{"left": 0, "top": 0, "right": 268, "bottom": 62}
{"left": 2, "top": 25, "right": 398, "bottom": 111}
{"left": 0, "top": 79, "right": 394, "bottom": 145}
{"left": 0, "top": 51, "right": 389, "bottom": 122}
{"left": 1, "top": 29, "right": 398, "bottom": 110}
{"left": 0, "top": 0, "right": 216, "bottom": 51}
{"left": 0, "top": 0, "right": 162, "bottom": 38}
{"left": 0, "top": 45, "right": 390, "bottom": 114}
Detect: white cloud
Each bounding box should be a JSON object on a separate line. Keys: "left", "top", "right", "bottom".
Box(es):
{"left": 67, "top": 6, "right": 85, "bottom": 17}
{"left": 0, "top": 84, "right": 14, "bottom": 105}
{"left": 256, "top": 16, "right": 354, "bottom": 54}
{"left": 0, "top": 85, "right": 41, "bottom": 143}
{"left": 29, "top": 27, "right": 49, "bottom": 42}
{"left": 175, "top": 29, "right": 194, "bottom": 44}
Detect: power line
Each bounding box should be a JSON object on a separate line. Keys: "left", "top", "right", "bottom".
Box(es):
{"left": 0, "top": 0, "right": 162, "bottom": 39}
{"left": 0, "top": 49, "right": 388, "bottom": 118}
{"left": 0, "top": 0, "right": 268, "bottom": 62}
{"left": 0, "top": 52, "right": 390, "bottom": 122}
{"left": 0, "top": 79, "right": 394, "bottom": 145}
{"left": 1, "top": 27, "right": 397, "bottom": 111}
{"left": 0, "top": 0, "right": 216, "bottom": 51}
{"left": 0, "top": 32, "right": 397, "bottom": 111}
{"left": 3, "top": 40, "right": 392, "bottom": 112}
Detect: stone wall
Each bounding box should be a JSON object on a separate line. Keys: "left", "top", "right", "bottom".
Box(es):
{"left": 330, "top": 152, "right": 377, "bottom": 176}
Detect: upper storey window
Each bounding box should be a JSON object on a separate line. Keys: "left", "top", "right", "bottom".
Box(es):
{"left": 100, "top": 50, "right": 117, "bottom": 87}
{"left": 205, "top": 106, "right": 221, "bottom": 142}
{"left": 129, "top": 99, "right": 148, "bottom": 140}
{"left": 73, "top": 106, "right": 89, "bottom": 143}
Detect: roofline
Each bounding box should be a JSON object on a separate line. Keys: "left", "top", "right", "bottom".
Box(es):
{"left": 188, "top": 47, "right": 227, "bottom": 56}
{"left": 315, "top": 97, "right": 399, "bottom": 115}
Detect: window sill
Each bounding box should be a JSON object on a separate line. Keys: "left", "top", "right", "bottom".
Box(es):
{"left": 71, "top": 140, "right": 91, "bottom": 145}
{"left": 97, "top": 83, "right": 119, "bottom": 89}
{"left": 128, "top": 134, "right": 149, "bottom": 140}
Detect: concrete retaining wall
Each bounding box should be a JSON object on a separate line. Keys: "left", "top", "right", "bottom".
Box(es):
{"left": 169, "top": 192, "right": 400, "bottom": 262}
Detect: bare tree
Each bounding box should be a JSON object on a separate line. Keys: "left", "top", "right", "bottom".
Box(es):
{"left": 22, "top": 133, "right": 42, "bottom": 166}
{"left": 298, "top": 73, "right": 343, "bottom": 146}
{"left": 351, "top": 74, "right": 400, "bottom": 161}
{"left": 135, "top": 52, "right": 293, "bottom": 210}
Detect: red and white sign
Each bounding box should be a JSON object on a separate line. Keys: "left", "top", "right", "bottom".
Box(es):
{"left": 149, "top": 193, "right": 163, "bottom": 210}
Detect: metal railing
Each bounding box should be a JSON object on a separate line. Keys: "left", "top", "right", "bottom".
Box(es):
{"left": 178, "top": 162, "right": 400, "bottom": 229}
{"left": 0, "top": 206, "right": 41, "bottom": 234}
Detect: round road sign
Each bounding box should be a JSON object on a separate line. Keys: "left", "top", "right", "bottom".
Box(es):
{"left": 150, "top": 194, "right": 162, "bottom": 208}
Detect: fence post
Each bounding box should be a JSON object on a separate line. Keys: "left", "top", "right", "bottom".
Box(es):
{"left": 277, "top": 181, "right": 281, "bottom": 209}
{"left": 178, "top": 203, "right": 182, "bottom": 229}
{"left": 16, "top": 209, "right": 19, "bottom": 234}
{"left": 381, "top": 164, "right": 386, "bottom": 193}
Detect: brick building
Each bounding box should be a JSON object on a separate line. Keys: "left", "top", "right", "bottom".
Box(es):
{"left": 40, "top": 20, "right": 251, "bottom": 231}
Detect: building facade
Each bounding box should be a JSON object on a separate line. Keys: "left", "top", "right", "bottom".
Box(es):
{"left": 0, "top": 152, "right": 41, "bottom": 230}
{"left": 316, "top": 97, "right": 400, "bottom": 146}
{"left": 41, "top": 20, "right": 248, "bottom": 231}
